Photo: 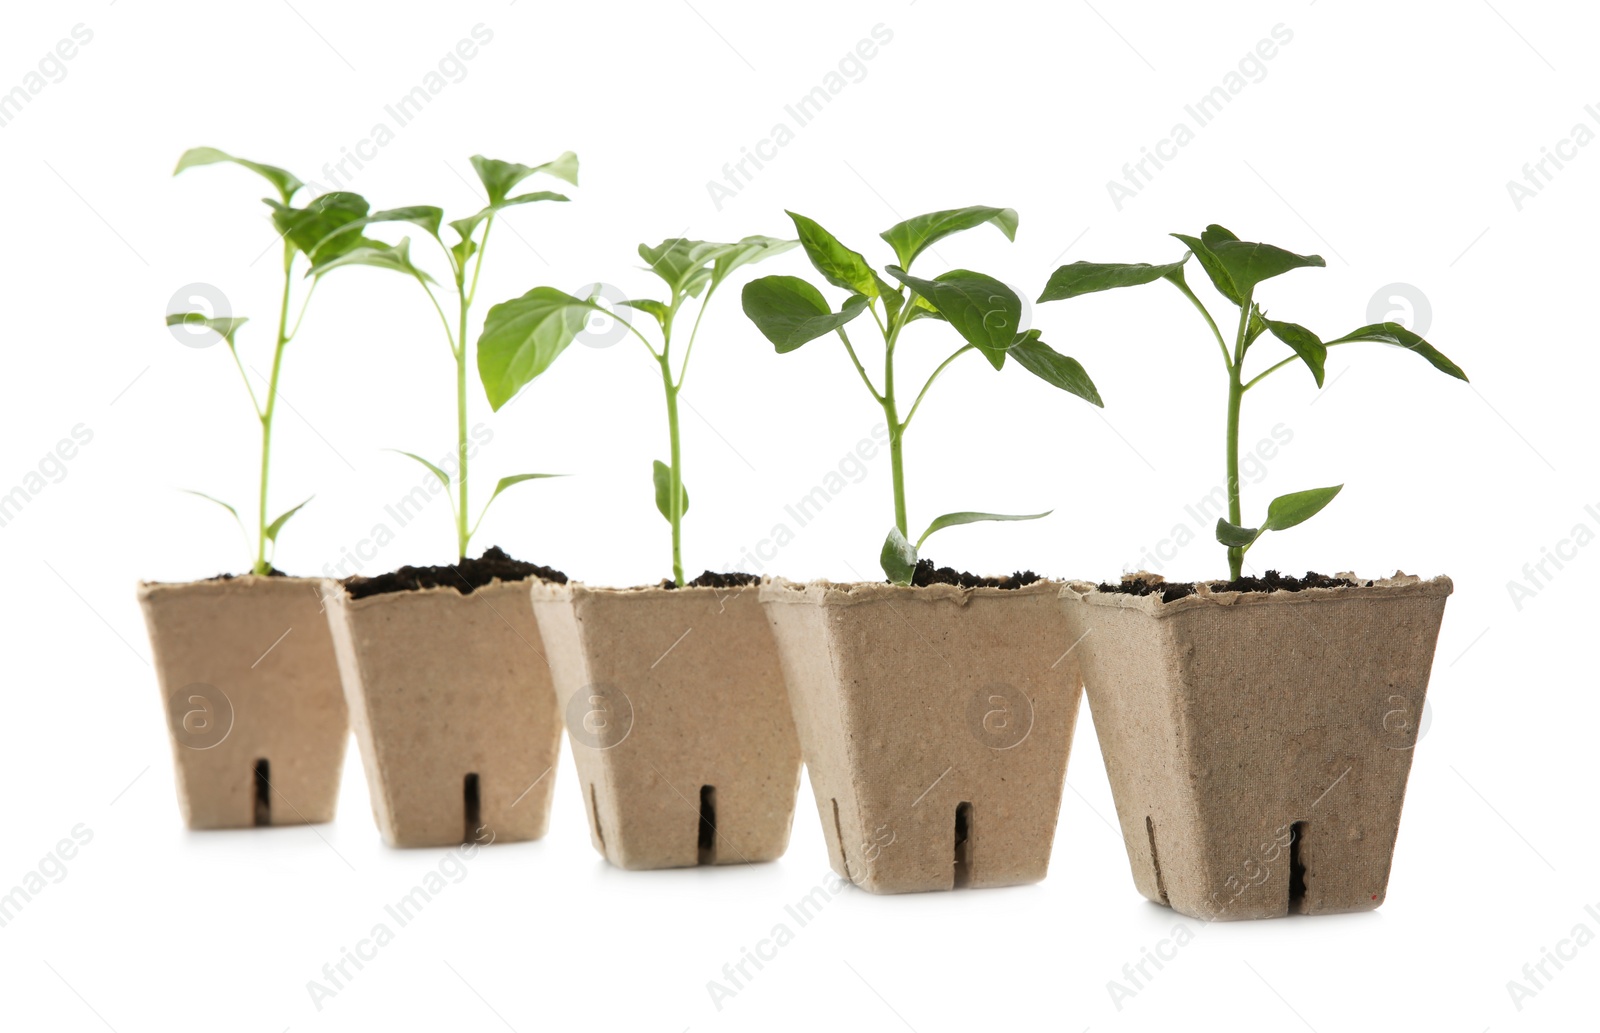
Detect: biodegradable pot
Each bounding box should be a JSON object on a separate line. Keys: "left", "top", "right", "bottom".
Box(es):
{"left": 529, "top": 581, "right": 801, "bottom": 870}
{"left": 1061, "top": 573, "right": 1453, "bottom": 921}
{"left": 138, "top": 576, "right": 349, "bottom": 829}
{"left": 760, "top": 578, "right": 1083, "bottom": 894}
{"left": 325, "top": 578, "right": 561, "bottom": 848}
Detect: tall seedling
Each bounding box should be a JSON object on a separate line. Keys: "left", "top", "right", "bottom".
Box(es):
{"left": 740, "top": 208, "right": 1104, "bottom": 583}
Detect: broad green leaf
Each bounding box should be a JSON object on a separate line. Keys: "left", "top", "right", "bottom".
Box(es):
{"left": 166, "top": 313, "right": 248, "bottom": 346}
{"left": 711, "top": 235, "right": 798, "bottom": 289}
{"left": 1200, "top": 224, "right": 1239, "bottom": 248}
{"left": 1037, "top": 258, "right": 1189, "bottom": 303}
{"left": 1208, "top": 238, "right": 1324, "bottom": 297}
{"left": 880, "top": 526, "right": 918, "bottom": 585}
{"left": 310, "top": 237, "right": 434, "bottom": 282}
{"left": 917, "top": 509, "right": 1051, "bottom": 549}
{"left": 1261, "top": 316, "right": 1326, "bottom": 386}
{"left": 886, "top": 266, "right": 1021, "bottom": 369}
{"left": 264, "top": 496, "right": 312, "bottom": 544}
{"left": 1007, "top": 330, "right": 1103, "bottom": 406}
{"left": 639, "top": 239, "right": 743, "bottom": 297}
{"left": 1171, "top": 232, "right": 1241, "bottom": 306}
{"left": 450, "top": 192, "right": 571, "bottom": 242}
{"left": 741, "top": 276, "right": 867, "bottom": 352}
{"left": 174, "top": 147, "right": 301, "bottom": 201}
{"left": 1215, "top": 519, "right": 1260, "bottom": 548}
{"left": 1325, "top": 322, "right": 1468, "bottom": 381}
{"left": 880, "top": 206, "right": 1018, "bottom": 271}
{"left": 269, "top": 192, "right": 371, "bottom": 262}
{"left": 180, "top": 489, "right": 244, "bottom": 528}
{"left": 904, "top": 292, "right": 945, "bottom": 324}
{"left": 477, "top": 287, "right": 592, "bottom": 410}
{"left": 617, "top": 297, "right": 671, "bottom": 329}
{"left": 1262, "top": 484, "right": 1343, "bottom": 532}
{"left": 652, "top": 460, "right": 688, "bottom": 521}
{"left": 470, "top": 152, "right": 579, "bottom": 206}
{"left": 786, "top": 211, "right": 878, "bottom": 298}
{"left": 388, "top": 449, "right": 450, "bottom": 489}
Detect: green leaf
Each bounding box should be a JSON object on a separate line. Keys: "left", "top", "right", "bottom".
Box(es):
{"left": 1007, "top": 330, "right": 1103, "bottom": 406}
{"left": 880, "top": 206, "right": 1018, "bottom": 271}
{"left": 174, "top": 147, "right": 302, "bottom": 202}
{"left": 1171, "top": 232, "right": 1242, "bottom": 306}
{"left": 638, "top": 239, "right": 742, "bottom": 297}
{"left": 1037, "top": 258, "right": 1188, "bottom": 303}
{"left": 1215, "top": 519, "right": 1260, "bottom": 548}
{"left": 450, "top": 192, "right": 571, "bottom": 243}
{"left": 880, "top": 526, "right": 918, "bottom": 585}
{"left": 617, "top": 297, "right": 671, "bottom": 329}
{"left": 165, "top": 313, "right": 248, "bottom": 346}
{"left": 1324, "top": 322, "right": 1468, "bottom": 381}
{"left": 476, "top": 287, "right": 592, "bottom": 411}
{"left": 310, "top": 237, "right": 434, "bottom": 281}
{"left": 740, "top": 276, "right": 867, "bottom": 352}
{"left": 1208, "top": 237, "right": 1324, "bottom": 297}
{"left": 711, "top": 235, "right": 798, "bottom": 289}
{"left": 1262, "top": 484, "right": 1343, "bottom": 532}
{"left": 886, "top": 267, "right": 1021, "bottom": 369}
{"left": 1261, "top": 316, "right": 1326, "bottom": 386}
{"left": 652, "top": 460, "right": 688, "bottom": 521}
{"left": 269, "top": 192, "right": 371, "bottom": 262}
{"left": 1200, "top": 224, "right": 1239, "bottom": 248}
{"left": 787, "top": 211, "right": 879, "bottom": 298}
{"left": 180, "top": 489, "right": 244, "bottom": 529}
{"left": 474, "top": 473, "right": 564, "bottom": 534}
{"left": 470, "top": 151, "right": 579, "bottom": 206}
{"left": 264, "top": 496, "right": 312, "bottom": 544}
{"left": 916, "top": 509, "right": 1050, "bottom": 550}
{"left": 388, "top": 450, "right": 450, "bottom": 489}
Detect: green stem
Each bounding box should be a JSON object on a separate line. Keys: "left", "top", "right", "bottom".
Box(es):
{"left": 1169, "top": 274, "right": 1232, "bottom": 372}
{"left": 455, "top": 285, "right": 470, "bottom": 559}
{"left": 882, "top": 337, "right": 907, "bottom": 538}
{"left": 661, "top": 354, "right": 685, "bottom": 585}
{"left": 902, "top": 345, "right": 973, "bottom": 429}
{"left": 253, "top": 241, "right": 295, "bottom": 575}
{"left": 1225, "top": 294, "right": 1253, "bottom": 580}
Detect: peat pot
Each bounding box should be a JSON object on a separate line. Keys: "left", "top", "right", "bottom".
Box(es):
{"left": 138, "top": 576, "right": 348, "bottom": 829}
{"left": 325, "top": 576, "right": 561, "bottom": 848}
{"left": 530, "top": 581, "right": 802, "bottom": 870}
{"left": 761, "top": 578, "right": 1083, "bottom": 894}
{"left": 1061, "top": 573, "right": 1453, "bottom": 920}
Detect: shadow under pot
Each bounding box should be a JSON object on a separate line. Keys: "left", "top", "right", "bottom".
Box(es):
{"left": 529, "top": 579, "right": 802, "bottom": 870}
{"left": 138, "top": 575, "right": 349, "bottom": 829}
{"left": 324, "top": 556, "right": 564, "bottom": 848}
{"left": 1060, "top": 572, "right": 1452, "bottom": 921}
{"left": 760, "top": 577, "right": 1084, "bottom": 894}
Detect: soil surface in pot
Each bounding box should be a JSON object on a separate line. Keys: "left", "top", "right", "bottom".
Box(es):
{"left": 1100, "top": 569, "right": 1361, "bottom": 603}
{"left": 909, "top": 558, "right": 1043, "bottom": 589}
{"left": 207, "top": 568, "right": 288, "bottom": 580}
{"left": 345, "top": 546, "right": 567, "bottom": 599}
{"left": 662, "top": 571, "right": 760, "bottom": 590}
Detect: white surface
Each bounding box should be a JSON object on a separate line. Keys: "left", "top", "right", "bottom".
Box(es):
{"left": 0, "top": 0, "right": 1595, "bottom": 1029}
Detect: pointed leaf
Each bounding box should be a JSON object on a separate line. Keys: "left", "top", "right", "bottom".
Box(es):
{"left": 387, "top": 450, "right": 451, "bottom": 489}
{"left": 885, "top": 266, "right": 1021, "bottom": 369}
{"left": 1037, "top": 258, "right": 1188, "bottom": 303}
{"left": 269, "top": 192, "right": 371, "bottom": 262}
{"left": 786, "top": 211, "right": 878, "bottom": 298}
{"left": 711, "top": 235, "right": 798, "bottom": 289}
{"left": 639, "top": 239, "right": 742, "bottom": 297}
{"left": 180, "top": 489, "right": 244, "bottom": 528}
{"left": 741, "top": 276, "right": 867, "bottom": 352}
{"left": 166, "top": 313, "right": 248, "bottom": 347}
{"left": 1215, "top": 518, "right": 1261, "bottom": 549}
{"left": 469, "top": 151, "right": 579, "bottom": 206}
{"left": 1007, "top": 331, "right": 1103, "bottom": 406}
{"left": 1324, "top": 322, "right": 1467, "bottom": 381}
{"left": 916, "top": 510, "right": 1051, "bottom": 550}
{"left": 617, "top": 297, "right": 671, "bottom": 329}
{"left": 1261, "top": 484, "right": 1343, "bottom": 532}
{"left": 652, "top": 460, "right": 688, "bottom": 521}
{"left": 264, "top": 496, "right": 312, "bottom": 544}
{"left": 477, "top": 287, "right": 592, "bottom": 410}
{"left": 880, "top": 526, "right": 918, "bottom": 585}
{"left": 1171, "top": 232, "right": 1242, "bottom": 306}
{"left": 880, "top": 206, "right": 1018, "bottom": 271}
{"left": 1261, "top": 317, "right": 1326, "bottom": 386}
{"left": 1208, "top": 238, "right": 1324, "bottom": 296}
{"left": 1200, "top": 224, "right": 1239, "bottom": 248}
{"left": 310, "top": 237, "right": 434, "bottom": 281}
{"left": 174, "top": 147, "right": 301, "bottom": 201}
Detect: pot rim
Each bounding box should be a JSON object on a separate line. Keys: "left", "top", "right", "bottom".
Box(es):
{"left": 759, "top": 575, "right": 1066, "bottom": 608}
{"left": 529, "top": 579, "right": 763, "bottom": 602}
{"left": 322, "top": 574, "right": 546, "bottom": 610}
{"left": 1061, "top": 570, "right": 1453, "bottom": 618}
{"left": 136, "top": 574, "right": 324, "bottom": 599}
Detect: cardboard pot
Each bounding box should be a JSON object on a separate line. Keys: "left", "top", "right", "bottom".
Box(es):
{"left": 760, "top": 578, "right": 1083, "bottom": 894}
{"left": 325, "top": 578, "right": 561, "bottom": 848}
{"left": 1061, "top": 573, "right": 1452, "bottom": 920}
{"left": 138, "top": 576, "right": 348, "bottom": 829}
{"left": 530, "top": 581, "right": 801, "bottom": 870}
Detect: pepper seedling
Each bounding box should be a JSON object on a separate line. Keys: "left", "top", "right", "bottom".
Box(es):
{"left": 309, "top": 153, "right": 580, "bottom": 558}
{"left": 476, "top": 236, "right": 795, "bottom": 585}
{"left": 1037, "top": 223, "right": 1468, "bottom": 579}
{"left": 168, "top": 148, "right": 391, "bottom": 574}
{"left": 739, "top": 207, "right": 1103, "bottom": 583}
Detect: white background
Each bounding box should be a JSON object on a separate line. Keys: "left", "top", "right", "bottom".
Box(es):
{"left": 1, "top": 0, "right": 1595, "bottom": 1029}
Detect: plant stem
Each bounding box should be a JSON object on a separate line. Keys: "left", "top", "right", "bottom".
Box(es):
{"left": 253, "top": 241, "right": 295, "bottom": 576}
{"left": 661, "top": 354, "right": 685, "bottom": 585}
{"left": 882, "top": 335, "right": 907, "bottom": 538}
{"left": 455, "top": 286, "right": 470, "bottom": 559}
{"left": 1225, "top": 295, "right": 1253, "bottom": 580}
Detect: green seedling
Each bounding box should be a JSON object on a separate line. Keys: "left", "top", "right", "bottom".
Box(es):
{"left": 476, "top": 236, "right": 795, "bottom": 585}
{"left": 168, "top": 148, "right": 391, "bottom": 574}
{"left": 311, "top": 153, "right": 580, "bottom": 558}
{"left": 740, "top": 207, "right": 1103, "bottom": 583}
{"left": 1038, "top": 223, "right": 1467, "bottom": 579}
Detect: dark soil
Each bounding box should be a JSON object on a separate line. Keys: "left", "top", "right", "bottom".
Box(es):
{"left": 209, "top": 568, "right": 287, "bottom": 580}
{"left": 1100, "top": 569, "right": 1361, "bottom": 603}
{"left": 663, "top": 571, "right": 761, "bottom": 590}
{"left": 344, "top": 546, "right": 567, "bottom": 599}
{"left": 908, "top": 558, "right": 1043, "bottom": 590}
